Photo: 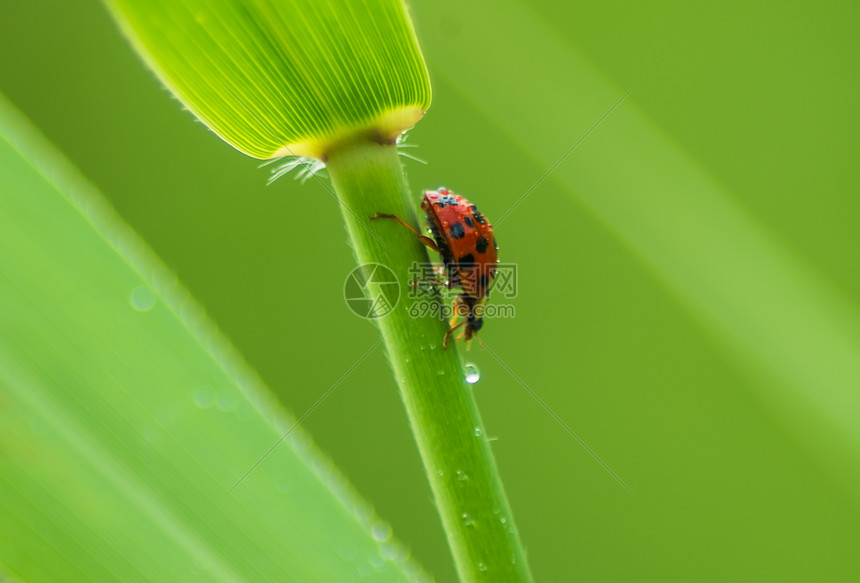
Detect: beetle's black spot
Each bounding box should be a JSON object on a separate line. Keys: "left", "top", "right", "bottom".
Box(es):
{"left": 459, "top": 253, "right": 475, "bottom": 269}
{"left": 463, "top": 216, "right": 474, "bottom": 228}
{"left": 435, "top": 194, "right": 458, "bottom": 208}
{"left": 479, "top": 273, "right": 489, "bottom": 288}
{"left": 448, "top": 221, "right": 466, "bottom": 239}
{"left": 475, "top": 236, "right": 489, "bottom": 254}
{"left": 470, "top": 205, "right": 487, "bottom": 225}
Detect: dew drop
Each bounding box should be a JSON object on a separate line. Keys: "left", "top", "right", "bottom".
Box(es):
{"left": 478, "top": 562, "right": 488, "bottom": 572}
{"left": 369, "top": 555, "right": 385, "bottom": 570}
{"left": 371, "top": 521, "right": 392, "bottom": 542}
{"left": 464, "top": 363, "right": 480, "bottom": 384}
{"left": 193, "top": 386, "right": 214, "bottom": 408}
{"left": 130, "top": 286, "right": 156, "bottom": 311}
{"left": 380, "top": 541, "right": 398, "bottom": 560}
{"left": 353, "top": 501, "right": 374, "bottom": 524}
{"left": 462, "top": 513, "right": 475, "bottom": 527}
{"left": 474, "top": 427, "right": 482, "bottom": 437}
{"left": 403, "top": 561, "right": 421, "bottom": 578}
{"left": 216, "top": 390, "right": 238, "bottom": 412}
{"left": 456, "top": 470, "right": 468, "bottom": 482}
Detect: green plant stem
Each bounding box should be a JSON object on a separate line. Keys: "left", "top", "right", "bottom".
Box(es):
{"left": 326, "top": 139, "right": 534, "bottom": 582}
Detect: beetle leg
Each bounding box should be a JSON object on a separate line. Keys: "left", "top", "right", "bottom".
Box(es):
{"left": 432, "top": 265, "right": 456, "bottom": 288}
{"left": 370, "top": 213, "right": 440, "bottom": 253}
{"left": 443, "top": 320, "right": 466, "bottom": 350}
{"left": 449, "top": 296, "right": 468, "bottom": 328}
{"left": 410, "top": 276, "right": 448, "bottom": 290}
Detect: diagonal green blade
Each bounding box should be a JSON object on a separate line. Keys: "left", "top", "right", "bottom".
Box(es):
{"left": 0, "top": 92, "right": 428, "bottom": 582}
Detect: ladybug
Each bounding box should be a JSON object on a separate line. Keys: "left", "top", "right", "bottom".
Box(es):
{"left": 371, "top": 188, "right": 499, "bottom": 348}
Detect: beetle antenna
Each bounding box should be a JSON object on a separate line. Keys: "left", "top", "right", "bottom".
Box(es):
{"left": 474, "top": 333, "right": 485, "bottom": 351}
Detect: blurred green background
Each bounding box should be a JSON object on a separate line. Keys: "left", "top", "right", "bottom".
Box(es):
{"left": 2, "top": 0, "right": 860, "bottom": 581}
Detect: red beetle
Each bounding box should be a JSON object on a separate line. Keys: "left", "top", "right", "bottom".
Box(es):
{"left": 372, "top": 188, "right": 499, "bottom": 348}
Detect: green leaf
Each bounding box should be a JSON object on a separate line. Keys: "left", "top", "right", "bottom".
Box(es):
{"left": 103, "top": 0, "right": 431, "bottom": 159}
{"left": 0, "top": 93, "right": 429, "bottom": 582}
